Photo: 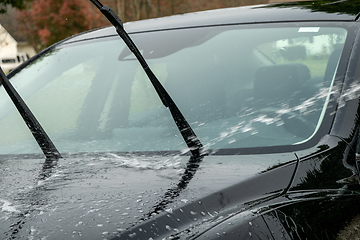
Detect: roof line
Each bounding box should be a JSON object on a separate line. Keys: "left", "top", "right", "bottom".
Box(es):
{"left": 125, "top": 19, "right": 353, "bottom": 34}
{"left": 0, "top": 24, "right": 17, "bottom": 44}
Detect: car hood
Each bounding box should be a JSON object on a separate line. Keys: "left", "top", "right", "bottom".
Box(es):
{"left": 0, "top": 151, "right": 298, "bottom": 239}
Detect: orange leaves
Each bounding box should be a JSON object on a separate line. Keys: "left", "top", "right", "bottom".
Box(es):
{"left": 16, "top": 0, "right": 108, "bottom": 50}
{"left": 37, "top": 27, "right": 50, "bottom": 44}
{"left": 16, "top": 0, "right": 270, "bottom": 51}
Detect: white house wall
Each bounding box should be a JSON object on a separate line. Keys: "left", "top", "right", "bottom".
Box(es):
{"left": 0, "top": 24, "right": 17, "bottom": 58}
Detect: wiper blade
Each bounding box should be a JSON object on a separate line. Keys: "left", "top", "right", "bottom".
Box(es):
{"left": 90, "top": 0, "right": 205, "bottom": 157}
{"left": 0, "top": 67, "right": 61, "bottom": 159}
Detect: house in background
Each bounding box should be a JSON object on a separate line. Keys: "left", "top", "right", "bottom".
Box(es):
{"left": 0, "top": 23, "right": 35, "bottom": 73}
{"left": 13, "top": 32, "right": 36, "bottom": 59}
{"left": 0, "top": 24, "right": 17, "bottom": 58}
{"left": 0, "top": 23, "right": 36, "bottom": 58}
{"left": 0, "top": 24, "right": 36, "bottom": 73}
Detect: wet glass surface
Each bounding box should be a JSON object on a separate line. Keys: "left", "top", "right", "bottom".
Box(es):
{"left": 0, "top": 25, "right": 348, "bottom": 154}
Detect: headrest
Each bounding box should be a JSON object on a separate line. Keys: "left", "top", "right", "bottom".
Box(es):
{"left": 254, "top": 63, "right": 311, "bottom": 100}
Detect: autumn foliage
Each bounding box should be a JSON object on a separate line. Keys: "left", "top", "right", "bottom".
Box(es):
{"left": 16, "top": 0, "right": 268, "bottom": 51}
{"left": 16, "top": 0, "right": 108, "bottom": 50}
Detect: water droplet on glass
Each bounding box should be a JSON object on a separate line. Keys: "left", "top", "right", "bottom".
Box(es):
{"left": 128, "top": 233, "right": 137, "bottom": 238}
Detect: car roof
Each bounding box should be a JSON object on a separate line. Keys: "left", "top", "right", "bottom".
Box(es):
{"left": 64, "top": 0, "right": 360, "bottom": 43}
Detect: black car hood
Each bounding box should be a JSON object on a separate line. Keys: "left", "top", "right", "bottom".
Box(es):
{"left": 0, "top": 135, "right": 357, "bottom": 239}
{"left": 0, "top": 150, "right": 297, "bottom": 239}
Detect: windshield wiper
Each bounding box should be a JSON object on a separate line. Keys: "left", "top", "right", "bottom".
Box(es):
{"left": 0, "top": 68, "right": 61, "bottom": 159}
{"left": 90, "top": 0, "right": 205, "bottom": 157}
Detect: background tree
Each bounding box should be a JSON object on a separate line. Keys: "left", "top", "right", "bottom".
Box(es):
{"left": 0, "top": 0, "right": 32, "bottom": 13}
{"left": 115, "top": 0, "right": 269, "bottom": 22}
{"left": 15, "top": 0, "right": 270, "bottom": 51}
{"left": 16, "top": 0, "right": 109, "bottom": 51}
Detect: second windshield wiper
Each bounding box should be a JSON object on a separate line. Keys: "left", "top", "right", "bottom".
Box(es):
{"left": 90, "top": 0, "right": 205, "bottom": 157}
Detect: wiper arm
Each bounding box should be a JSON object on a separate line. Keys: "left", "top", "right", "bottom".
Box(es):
{"left": 90, "top": 0, "right": 205, "bottom": 157}
{"left": 0, "top": 68, "right": 61, "bottom": 159}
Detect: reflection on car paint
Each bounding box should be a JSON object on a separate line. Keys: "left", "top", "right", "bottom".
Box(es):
{"left": 1, "top": 0, "right": 360, "bottom": 239}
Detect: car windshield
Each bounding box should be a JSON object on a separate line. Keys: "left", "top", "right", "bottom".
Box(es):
{"left": 0, "top": 24, "right": 348, "bottom": 155}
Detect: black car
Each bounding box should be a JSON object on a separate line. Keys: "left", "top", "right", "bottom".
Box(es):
{"left": 1, "top": 0, "right": 360, "bottom": 239}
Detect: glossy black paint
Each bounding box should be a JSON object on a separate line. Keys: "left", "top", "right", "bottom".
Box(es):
{"left": 266, "top": 0, "right": 360, "bottom": 17}
{"left": 109, "top": 135, "right": 359, "bottom": 239}
{"left": 3, "top": 0, "right": 360, "bottom": 239}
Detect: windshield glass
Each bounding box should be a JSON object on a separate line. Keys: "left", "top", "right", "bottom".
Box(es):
{"left": 0, "top": 24, "right": 348, "bottom": 155}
